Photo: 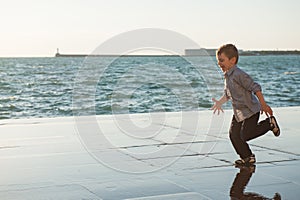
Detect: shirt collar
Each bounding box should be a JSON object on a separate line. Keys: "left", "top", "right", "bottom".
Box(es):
{"left": 225, "top": 65, "right": 237, "bottom": 77}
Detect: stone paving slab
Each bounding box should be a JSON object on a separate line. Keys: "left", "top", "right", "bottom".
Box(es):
{"left": 0, "top": 107, "right": 299, "bottom": 199}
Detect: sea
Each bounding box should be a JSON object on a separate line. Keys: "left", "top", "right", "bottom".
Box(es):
{"left": 0, "top": 55, "right": 299, "bottom": 120}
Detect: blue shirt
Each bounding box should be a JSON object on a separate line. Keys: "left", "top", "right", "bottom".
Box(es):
{"left": 224, "top": 65, "right": 261, "bottom": 122}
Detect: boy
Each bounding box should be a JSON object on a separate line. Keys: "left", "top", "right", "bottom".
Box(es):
{"left": 211, "top": 44, "right": 280, "bottom": 166}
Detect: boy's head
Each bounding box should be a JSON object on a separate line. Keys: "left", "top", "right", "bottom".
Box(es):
{"left": 216, "top": 44, "right": 239, "bottom": 72}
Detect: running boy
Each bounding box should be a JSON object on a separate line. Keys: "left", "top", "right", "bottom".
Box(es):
{"left": 211, "top": 44, "right": 280, "bottom": 165}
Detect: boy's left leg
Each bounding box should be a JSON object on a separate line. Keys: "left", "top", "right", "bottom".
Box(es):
{"left": 229, "top": 116, "right": 254, "bottom": 164}
{"left": 241, "top": 112, "right": 271, "bottom": 142}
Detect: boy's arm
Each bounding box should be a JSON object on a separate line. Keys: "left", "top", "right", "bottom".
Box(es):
{"left": 237, "top": 71, "right": 273, "bottom": 116}
{"left": 255, "top": 91, "right": 273, "bottom": 116}
{"left": 211, "top": 94, "right": 228, "bottom": 115}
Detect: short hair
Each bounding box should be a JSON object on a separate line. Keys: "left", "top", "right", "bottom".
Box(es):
{"left": 216, "top": 44, "right": 239, "bottom": 64}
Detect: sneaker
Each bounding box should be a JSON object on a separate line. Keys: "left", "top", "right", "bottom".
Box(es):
{"left": 270, "top": 116, "right": 280, "bottom": 137}
{"left": 235, "top": 154, "right": 256, "bottom": 166}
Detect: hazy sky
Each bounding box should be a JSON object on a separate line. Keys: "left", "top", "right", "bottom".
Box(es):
{"left": 0, "top": 0, "right": 299, "bottom": 57}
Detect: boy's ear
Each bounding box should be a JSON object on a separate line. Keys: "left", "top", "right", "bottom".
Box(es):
{"left": 230, "top": 57, "right": 237, "bottom": 64}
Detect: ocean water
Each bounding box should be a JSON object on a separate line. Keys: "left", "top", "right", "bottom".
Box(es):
{"left": 0, "top": 55, "right": 299, "bottom": 119}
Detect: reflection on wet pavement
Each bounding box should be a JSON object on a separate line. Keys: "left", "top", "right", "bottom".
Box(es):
{"left": 230, "top": 165, "right": 281, "bottom": 200}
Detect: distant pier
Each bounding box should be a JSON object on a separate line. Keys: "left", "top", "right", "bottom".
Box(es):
{"left": 55, "top": 48, "right": 89, "bottom": 57}
{"left": 55, "top": 48, "right": 181, "bottom": 57}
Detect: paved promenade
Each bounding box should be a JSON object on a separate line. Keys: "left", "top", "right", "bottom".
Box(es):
{"left": 0, "top": 107, "right": 299, "bottom": 199}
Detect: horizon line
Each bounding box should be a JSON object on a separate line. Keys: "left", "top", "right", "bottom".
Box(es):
{"left": 1, "top": 48, "right": 300, "bottom": 58}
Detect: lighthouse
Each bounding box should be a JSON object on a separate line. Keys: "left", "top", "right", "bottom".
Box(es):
{"left": 55, "top": 48, "right": 60, "bottom": 57}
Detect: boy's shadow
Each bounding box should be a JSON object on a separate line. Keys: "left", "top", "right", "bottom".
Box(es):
{"left": 230, "top": 165, "right": 281, "bottom": 200}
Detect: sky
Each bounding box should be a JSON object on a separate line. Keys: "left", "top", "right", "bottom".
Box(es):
{"left": 0, "top": 0, "right": 299, "bottom": 57}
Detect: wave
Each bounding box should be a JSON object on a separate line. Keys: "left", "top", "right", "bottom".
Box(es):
{"left": 284, "top": 71, "right": 299, "bottom": 75}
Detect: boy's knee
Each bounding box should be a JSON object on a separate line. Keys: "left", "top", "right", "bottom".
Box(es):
{"left": 241, "top": 135, "right": 248, "bottom": 142}
{"left": 230, "top": 130, "right": 248, "bottom": 142}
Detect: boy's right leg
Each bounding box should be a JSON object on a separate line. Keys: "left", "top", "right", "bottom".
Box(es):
{"left": 229, "top": 116, "right": 253, "bottom": 161}
{"left": 241, "top": 113, "right": 280, "bottom": 142}
{"left": 241, "top": 113, "right": 270, "bottom": 141}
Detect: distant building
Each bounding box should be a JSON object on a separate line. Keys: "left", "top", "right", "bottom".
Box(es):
{"left": 185, "top": 48, "right": 249, "bottom": 56}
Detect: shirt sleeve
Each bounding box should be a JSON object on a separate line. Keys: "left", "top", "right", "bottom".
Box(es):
{"left": 238, "top": 72, "right": 262, "bottom": 93}
{"left": 224, "top": 88, "right": 229, "bottom": 100}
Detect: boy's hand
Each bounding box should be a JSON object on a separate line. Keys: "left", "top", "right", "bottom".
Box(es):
{"left": 211, "top": 98, "right": 224, "bottom": 115}
{"left": 255, "top": 91, "right": 273, "bottom": 117}
{"left": 260, "top": 103, "right": 273, "bottom": 117}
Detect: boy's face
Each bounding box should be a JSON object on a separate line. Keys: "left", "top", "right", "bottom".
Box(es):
{"left": 217, "top": 53, "right": 237, "bottom": 72}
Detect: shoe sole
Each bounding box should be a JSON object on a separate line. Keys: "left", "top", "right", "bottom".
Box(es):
{"left": 234, "top": 162, "right": 255, "bottom": 167}
{"left": 270, "top": 117, "right": 280, "bottom": 137}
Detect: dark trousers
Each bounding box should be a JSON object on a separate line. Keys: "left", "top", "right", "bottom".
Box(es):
{"left": 229, "top": 112, "right": 271, "bottom": 159}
